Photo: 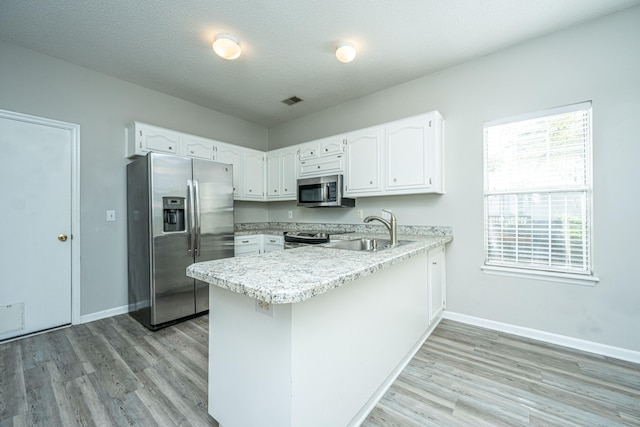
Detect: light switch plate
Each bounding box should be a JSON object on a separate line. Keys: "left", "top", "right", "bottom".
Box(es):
{"left": 106, "top": 210, "right": 116, "bottom": 222}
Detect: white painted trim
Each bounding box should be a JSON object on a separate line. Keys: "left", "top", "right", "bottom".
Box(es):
{"left": 79, "top": 304, "right": 130, "bottom": 324}
{"left": 350, "top": 316, "right": 443, "bottom": 427}
{"left": 0, "top": 109, "right": 82, "bottom": 326}
{"left": 443, "top": 311, "right": 640, "bottom": 365}
{"left": 481, "top": 265, "right": 599, "bottom": 286}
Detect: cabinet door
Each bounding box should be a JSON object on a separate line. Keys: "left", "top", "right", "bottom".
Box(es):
{"left": 266, "top": 153, "right": 281, "bottom": 198}
{"left": 234, "top": 235, "right": 261, "bottom": 257}
{"left": 319, "top": 137, "right": 344, "bottom": 156}
{"left": 138, "top": 124, "right": 179, "bottom": 155}
{"left": 345, "top": 128, "right": 383, "bottom": 196}
{"left": 183, "top": 136, "right": 214, "bottom": 160}
{"left": 428, "top": 245, "right": 446, "bottom": 324}
{"left": 243, "top": 150, "right": 265, "bottom": 199}
{"left": 262, "top": 235, "right": 284, "bottom": 252}
{"left": 385, "top": 116, "right": 434, "bottom": 191}
{"left": 216, "top": 144, "right": 243, "bottom": 198}
{"left": 298, "top": 142, "right": 318, "bottom": 160}
{"left": 281, "top": 150, "right": 297, "bottom": 197}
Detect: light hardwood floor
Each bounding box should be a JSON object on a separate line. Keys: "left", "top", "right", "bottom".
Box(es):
{"left": 1, "top": 315, "right": 639, "bottom": 426}
{"left": 362, "top": 319, "right": 640, "bottom": 427}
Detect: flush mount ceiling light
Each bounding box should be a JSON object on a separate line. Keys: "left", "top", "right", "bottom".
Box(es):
{"left": 213, "top": 33, "right": 242, "bottom": 60}
{"left": 335, "top": 41, "right": 356, "bottom": 63}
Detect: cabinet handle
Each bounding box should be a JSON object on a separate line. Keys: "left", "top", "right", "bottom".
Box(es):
{"left": 432, "top": 261, "right": 437, "bottom": 265}
{"left": 242, "top": 240, "right": 249, "bottom": 243}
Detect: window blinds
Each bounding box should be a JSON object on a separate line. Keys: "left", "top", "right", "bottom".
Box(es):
{"left": 484, "top": 103, "right": 592, "bottom": 274}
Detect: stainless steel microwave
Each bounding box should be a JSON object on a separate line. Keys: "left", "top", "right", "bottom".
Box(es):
{"left": 297, "top": 175, "right": 355, "bottom": 208}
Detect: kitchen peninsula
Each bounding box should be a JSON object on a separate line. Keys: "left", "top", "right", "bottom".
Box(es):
{"left": 187, "top": 232, "right": 451, "bottom": 427}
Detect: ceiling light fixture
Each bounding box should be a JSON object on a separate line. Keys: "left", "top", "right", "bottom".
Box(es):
{"left": 213, "top": 33, "right": 242, "bottom": 60}
{"left": 335, "top": 42, "right": 356, "bottom": 63}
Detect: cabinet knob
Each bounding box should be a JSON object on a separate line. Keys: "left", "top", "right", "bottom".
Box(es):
{"left": 284, "top": 188, "right": 288, "bottom": 192}
{"left": 168, "top": 146, "right": 173, "bottom": 150}
{"left": 393, "top": 178, "right": 397, "bottom": 182}
{"left": 369, "top": 181, "right": 373, "bottom": 184}
{"left": 317, "top": 165, "right": 321, "bottom": 169}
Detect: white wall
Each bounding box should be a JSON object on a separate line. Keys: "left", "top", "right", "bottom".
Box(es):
{"left": 0, "top": 40, "right": 269, "bottom": 316}
{"left": 268, "top": 7, "right": 640, "bottom": 352}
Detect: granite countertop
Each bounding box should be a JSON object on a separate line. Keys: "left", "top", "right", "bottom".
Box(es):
{"left": 186, "top": 233, "right": 452, "bottom": 304}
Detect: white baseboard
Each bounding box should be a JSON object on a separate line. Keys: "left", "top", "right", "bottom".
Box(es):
{"left": 443, "top": 311, "right": 640, "bottom": 365}
{"left": 79, "top": 304, "right": 129, "bottom": 324}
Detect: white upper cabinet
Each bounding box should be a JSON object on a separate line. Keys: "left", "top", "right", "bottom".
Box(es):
{"left": 215, "top": 142, "right": 243, "bottom": 198}
{"left": 242, "top": 149, "right": 266, "bottom": 200}
{"left": 126, "top": 111, "right": 443, "bottom": 202}
{"left": 182, "top": 135, "right": 215, "bottom": 160}
{"left": 297, "top": 136, "right": 346, "bottom": 178}
{"left": 267, "top": 147, "right": 297, "bottom": 200}
{"left": 344, "top": 126, "right": 384, "bottom": 196}
{"left": 385, "top": 111, "right": 444, "bottom": 194}
{"left": 126, "top": 122, "right": 179, "bottom": 157}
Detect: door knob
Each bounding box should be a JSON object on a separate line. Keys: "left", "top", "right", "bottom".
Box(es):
{"left": 58, "top": 234, "right": 68, "bottom": 242}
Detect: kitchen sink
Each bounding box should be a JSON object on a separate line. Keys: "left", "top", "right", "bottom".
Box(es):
{"left": 321, "top": 238, "right": 408, "bottom": 252}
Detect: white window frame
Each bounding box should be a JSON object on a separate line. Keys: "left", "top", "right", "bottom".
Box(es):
{"left": 482, "top": 102, "right": 599, "bottom": 286}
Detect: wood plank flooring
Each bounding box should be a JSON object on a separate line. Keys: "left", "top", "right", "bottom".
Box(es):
{"left": 2, "top": 315, "right": 639, "bottom": 426}
{"left": 362, "top": 319, "right": 640, "bottom": 427}
{"left": 0, "top": 314, "right": 217, "bottom": 427}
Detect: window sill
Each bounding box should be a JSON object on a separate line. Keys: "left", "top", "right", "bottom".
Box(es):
{"left": 481, "top": 265, "right": 599, "bottom": 286}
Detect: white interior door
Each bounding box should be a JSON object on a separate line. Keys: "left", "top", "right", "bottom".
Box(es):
{"left": 0, "top": 114, "right": 74, "bottom": 340}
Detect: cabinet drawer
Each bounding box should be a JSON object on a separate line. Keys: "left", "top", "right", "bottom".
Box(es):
{"left": 299, "top": 156, "right": 344, "bottom": 177}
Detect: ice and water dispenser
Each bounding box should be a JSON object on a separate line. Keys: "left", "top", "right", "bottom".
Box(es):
{"left": 163, "top": 197, "right": 185, "bottom": 232}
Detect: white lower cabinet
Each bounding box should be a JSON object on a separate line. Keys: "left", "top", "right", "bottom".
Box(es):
{"left": 234, "top": 235, "right": 261, "bottom": 257}
{"left": 427, "top": 245, "right": 446, "bottom": 325}
{"left": 262, "top": 235, "right": 284, "bottom": 253}
{"left": 234, "top": 234, "right": 284, "bottom": 257}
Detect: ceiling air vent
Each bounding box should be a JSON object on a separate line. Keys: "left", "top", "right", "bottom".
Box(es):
{"left": 282, "top": 96, "right": 303, "bottom": 106}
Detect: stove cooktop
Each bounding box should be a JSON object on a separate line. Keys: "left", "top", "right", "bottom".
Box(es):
{"left": 283, "top": 231, "right": 330, "bottom": 244}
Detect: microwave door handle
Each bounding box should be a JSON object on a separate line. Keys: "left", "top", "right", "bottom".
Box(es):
{"left": 325, "top": 183, "right": 330, "bottom": 202}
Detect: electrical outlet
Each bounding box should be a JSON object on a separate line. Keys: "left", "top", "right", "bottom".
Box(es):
{"left": 106, "top": 210, "right": 116, "bottom": 222}
{"left": 287, "top": 210, "right": 293, "bottom": 219}
{"left": 381, "top": 210, "right": 391, "bottom": 220}
{"left": 357, "top": 210, "right": 363, "bottom": 219}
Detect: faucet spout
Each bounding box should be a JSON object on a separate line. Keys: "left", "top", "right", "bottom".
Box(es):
{"left": 363, "top": 209, "right": 398, "bottom": 246}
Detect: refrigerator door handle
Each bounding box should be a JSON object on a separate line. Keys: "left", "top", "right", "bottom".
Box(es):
{"left": 194, "top": 179, "right": 201, "bottom": 257}
{"left": 187, "top": 179, "right": 196, "bottom": 255}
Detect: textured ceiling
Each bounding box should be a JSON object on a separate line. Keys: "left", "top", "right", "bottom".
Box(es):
{"left": 1, "top": 0, "right": 638, "bottom": 127}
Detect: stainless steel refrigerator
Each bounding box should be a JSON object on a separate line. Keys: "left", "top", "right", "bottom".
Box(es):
{"left": 127, "top": 152, "right": 234, "bottom": 330}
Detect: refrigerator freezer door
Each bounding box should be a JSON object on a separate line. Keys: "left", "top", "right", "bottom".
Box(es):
{"left": 150, "top": 154, "right": 196, "bottom": 325}
{"left": 193, "top": 159, "right": 235, "bottom": 313}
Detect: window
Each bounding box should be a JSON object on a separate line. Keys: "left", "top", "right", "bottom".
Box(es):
{"left": 483, "top": 102, "right": 597, "bottom": 284}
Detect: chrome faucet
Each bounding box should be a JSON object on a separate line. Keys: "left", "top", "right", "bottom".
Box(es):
{"left": 364, "top": 209, "right": 398, "bottom": 246}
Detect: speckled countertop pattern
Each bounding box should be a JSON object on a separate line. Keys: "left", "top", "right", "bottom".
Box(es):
{"left": 187, "top": 230, "right": 452, "bottom": 304}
